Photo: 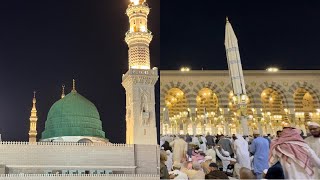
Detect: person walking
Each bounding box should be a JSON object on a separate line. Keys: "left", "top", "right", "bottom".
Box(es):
{"left": 233, "top": 134, "right": 251, "bottom": 169}
{"left": 250, "top": 130, "right": 269, "bottom": 179}
{"left": 170, "top": 135, "right": 188, "bottom": 163}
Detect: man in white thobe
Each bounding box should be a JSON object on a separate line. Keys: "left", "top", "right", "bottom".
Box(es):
{"left": 233, "top": 134, "right": 251, "bottom": 169}
{"left": 305, "top": 122, "right": 320, "bottom": 178}
{"left": 165, "top": 150, "right": 173, "bottom": 172}
{"left": 191, "top": 135, "right": 200, "bottom": 147}
{"left": 206, "top": 146, "right": 216, "bottom": 163}
{"left": 200, "top": 135, "right": 207, "bottom": 153}
{"left": 170, "top": 136, "right": 188, "bottom": 164}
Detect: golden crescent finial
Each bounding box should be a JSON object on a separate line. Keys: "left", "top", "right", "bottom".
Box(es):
{"left": 32, "top": 91, "right": 36, "bottom": 103}
{"left": 61, "top": 84, "right": 66, "bottom": 98}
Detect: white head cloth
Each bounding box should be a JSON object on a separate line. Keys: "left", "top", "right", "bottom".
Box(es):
{"left": 308, "top": 122, "right": 320, "bottom": 127}
{"left": 235, "top": 134, "right": 245, "bottom": 141}
{"left": 253, "top": 130, "right": 260, "bottom": 135}
{"left": 205, "top": 156, "right": 212, "bottom": 161}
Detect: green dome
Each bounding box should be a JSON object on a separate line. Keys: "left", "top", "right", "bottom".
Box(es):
{"left": 41, "top": 91, "right": 105, "bottom": 139}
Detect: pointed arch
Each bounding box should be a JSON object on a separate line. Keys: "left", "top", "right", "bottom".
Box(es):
{"left": 254, "top": 81, "right": 290, "bottom": 109}
{"left": 288, "top": 81, "right": 320, "bottom": 109}
{"left": 160, "top": 81, "right": 192, "bottom": 108}
{"left": 192, "top": 81, "right": 224, "bottom": 109}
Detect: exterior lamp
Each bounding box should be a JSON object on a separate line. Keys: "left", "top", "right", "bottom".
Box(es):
{"left": 232, "top": 96, "right": 237, "bottom": 102}
{"left": 266, "top": 67, "right": 279, "bottom": 72}
{"left": 180, "top": 67, "right": 190, "bottom": 72}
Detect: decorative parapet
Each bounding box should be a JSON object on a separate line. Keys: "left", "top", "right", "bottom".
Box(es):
{"left": 122, "top": 68, "right": 159, "bottom": 86}
{"left": 125, "top": 31, "right": 153, "bottom": 45}
{"left": 123, "top": 68, "right": 158, "bottom": 78}
{"left": 126, "top": 4, "right": 150, "bottom": 17}
{"left": 0, "top": 141, "right": 133, "bottom": 147}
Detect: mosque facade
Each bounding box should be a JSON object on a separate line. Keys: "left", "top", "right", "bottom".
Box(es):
{"left": 160, "top": 70, "right": 320, "bottom": 136}
{"left": 0, "top": 0, "right": 159, "bottom": 179}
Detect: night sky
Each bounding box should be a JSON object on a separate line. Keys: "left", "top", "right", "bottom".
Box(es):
{"left": 161, "top": 1, "right": 320, "bottom": 70}
{"left": 0, "top": 0, "right": 159, "bottom": 143}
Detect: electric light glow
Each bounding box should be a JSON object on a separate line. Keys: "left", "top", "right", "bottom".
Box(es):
{"left": 140, "top": 25, "right": 146, "bottom": 32}
{"left": 266, "top": 67, "right": 279, "bottom": 72}
{"left": 131, "top": 65, "right": 149, "bottom": 69}
{"left": 130, "top": 0, "right": 140, "bottom": 5}
{"left": 180, "top": 67, "right": 190, "bottom": 72}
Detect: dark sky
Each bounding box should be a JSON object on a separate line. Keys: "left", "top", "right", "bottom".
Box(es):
{"left": 0, "top": 0, "right": 159, "bottom": 143}
{"left": 161, "top": 1, "right": 320, "bottom": 70}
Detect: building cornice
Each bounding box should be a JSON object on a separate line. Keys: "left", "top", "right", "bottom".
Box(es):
{"left": 160, "top": 70, "right": 320, "bottom": 77}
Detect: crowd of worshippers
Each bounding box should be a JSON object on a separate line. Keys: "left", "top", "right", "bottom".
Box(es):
{"left": 160, "top": 122, "right": 320, "bottom": 179}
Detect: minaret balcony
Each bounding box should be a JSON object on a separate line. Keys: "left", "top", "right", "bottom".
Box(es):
{"left": 125, "top": 29, "right": 152, "bottom": 36}
{"left": 125, "top": 31, "right": 153, "bottom": 45}
{"left": 123, "top": 68, "right": 158, "bottom": 78}
{"left": 126, "top": 4, "right": 150, "bottom": 17}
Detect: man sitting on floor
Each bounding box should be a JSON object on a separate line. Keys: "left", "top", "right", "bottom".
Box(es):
{"left": 205, "top": 162, "right": 229, "bottom": 179}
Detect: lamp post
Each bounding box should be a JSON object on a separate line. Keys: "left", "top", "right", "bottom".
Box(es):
{"left": 231, "top": 94, "right": 249, "bottom": 135}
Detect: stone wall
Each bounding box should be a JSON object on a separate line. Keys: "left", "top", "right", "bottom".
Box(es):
{"left": 0, "top": 142, "right": 159, "bottom": 175}
{"left": 134, "top": 144, "right": 159, "bottom": 174}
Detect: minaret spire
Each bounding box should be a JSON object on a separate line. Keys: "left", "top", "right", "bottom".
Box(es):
{"left": 61, "top": 85, "right": 65, "bottom": 98}
{"left": 125, "top": 0, "right": 152, "bottom": 69}
{"left": 71, "top": 79, "right": 77, "bottom": 93}
{"left": 28, "top": 91, "right": 38, "bottom": 143}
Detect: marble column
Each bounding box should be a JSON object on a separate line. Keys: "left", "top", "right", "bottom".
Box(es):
{"left": 223, "top": 108, "right": 230, "bottom": 136}
{"left": 289, "top": 108, "right": 296, "bottom": 126}
{"left": 236, "top": 126, "right": 241, "bottom": 134}
{"left": 203, "top": 124, "right": 206, "bottom": 135}
{"left": 256, "top": 108, "right": 264, "bottom": 135}
{"left": 224, "top": 123, "right": 229, "bottom": 136}
{"left": 183, "top": 122, "right": 188, "bottom": 135}
{"left": 172, "top": 124, "right": 175, "bottom": 135}
{"left": 192, "top": 123, "right": 196, "bottom": 135}
{"left": 211, "top": 124, "right": 215, "bottom": 135}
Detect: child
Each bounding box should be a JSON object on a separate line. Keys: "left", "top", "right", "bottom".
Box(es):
{"left": 215, "top": 145, "right": 236, "bottom": 172}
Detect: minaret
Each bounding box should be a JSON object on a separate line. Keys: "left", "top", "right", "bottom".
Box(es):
{"left": 28, "top": 91, "right": 38, "bottom": 143}
{"left": 224, "top": 17, "right": 249, "bottom": 135}
{"left": 122, "top": 0, "right": 158, "bottom": 145}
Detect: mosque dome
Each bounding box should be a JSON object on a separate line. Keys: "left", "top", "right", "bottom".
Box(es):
{"left": 78, "top": 138, "right": 93, "bottom": 143}
{"left": 41, "top": 91, "right": 106, "bottom": 140}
